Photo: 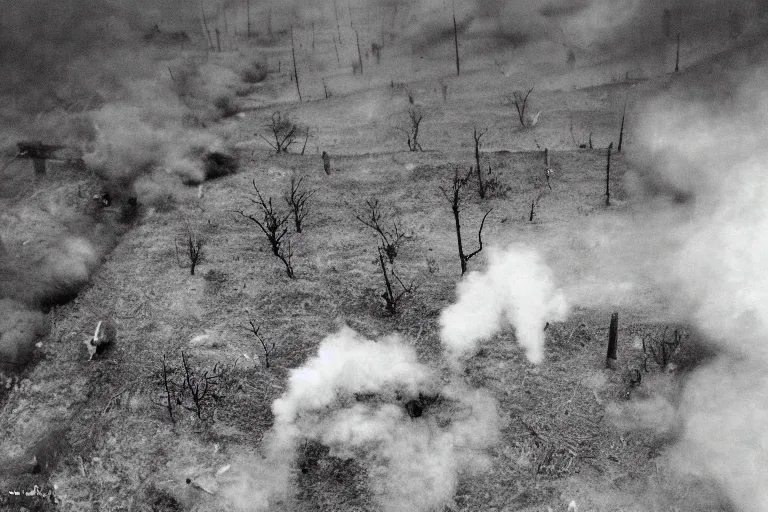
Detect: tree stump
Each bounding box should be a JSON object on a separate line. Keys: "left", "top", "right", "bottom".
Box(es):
{"left": 606, "top": 312, "right": 619, "bottom": 369}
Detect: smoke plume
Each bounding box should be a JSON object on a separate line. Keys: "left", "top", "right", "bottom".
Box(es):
{"left": 219, "top": 327, "right": 499, "bottom": 511}
{"left": 611, "top": 48, "right": 768, "bottom": 511}
{"left": 440, "top": 246, "right": 569, "bottom": 366}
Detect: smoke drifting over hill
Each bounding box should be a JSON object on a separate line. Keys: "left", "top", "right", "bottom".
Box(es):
{"left": 398, "top": 0, "right": 768, "bottom": 58}
{"left": 608, "top": 46, "right": 768, "bottom": 511}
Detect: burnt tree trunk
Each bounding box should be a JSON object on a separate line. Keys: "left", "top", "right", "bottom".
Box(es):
{"left": 291, "top": 26, "right": 302, "bottom": 101}
{"left": 452, "top": 3, "right": 460, "bottom": 76}
{"left": 356, "top": 30, "right": 363, "bottom": 74}
{"left": 618, "top": 100, "right": 627, "bottom": 152}
{"left": 606, "top": 312, "right": 619, "bottom": 369}
{"left": 605, "top": 142, "right": 613, "bottom": 206}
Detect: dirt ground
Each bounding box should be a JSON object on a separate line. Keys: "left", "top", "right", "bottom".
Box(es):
{"left": 0, "top": 21, "right": 739, "bottom": 512}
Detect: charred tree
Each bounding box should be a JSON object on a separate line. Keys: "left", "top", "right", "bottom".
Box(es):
{"left": 291, "top": 26, "right": 302, "bottom": 101}
{"left": 606, "top": 312, "right": 619, "bottom": 369}
{"left": 605, "top": 142, "right": 613, "bottom": 206}
{"left": 440, "top": 168, "right": 492, "bottom": 275}
{"left": 473, "top": 126, "right": 488, "bottom": 199}
{"left": 452, "top": 1, "right": 460, "bottom": 75}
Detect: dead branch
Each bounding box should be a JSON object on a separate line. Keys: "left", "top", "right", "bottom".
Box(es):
{"left": 355, "top": 198, "right": 409, "bottom": 264}
{"left": 440, "top": 168, "right": 492, "bottom": 274}
{"left": 284, "top": 175, "right": 315, "bottom": 233}
{"left": 243, "top": 319, "right": 277, "bottom": 368}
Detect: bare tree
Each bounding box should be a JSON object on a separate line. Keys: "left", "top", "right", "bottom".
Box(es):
{"left": 399, "top": 106, "right": 423, "bottom": 151}
{"left": 472, "top": 126, "right": 488, "bottom": 199}
{"left": 377, "top": 246, "right": 415, "bottom": 314}
{"left": 236, "top": 180, "right": 295, "bottom": 278}
{"left": 243, "top": 320, "right": 277, "bottom": 368}
{"left": 259, "top": 112, "right": 301, "bottom": 153}
{"left": 440, "top": 168, "right": 492, "bottom": 275}
{"left": 175, "top": 224, "right": 204, "bottom": 275}
{"left": 180, "top": 351, "right": 222, "bottom": 420}
{"left": 642, "top": 326, "right": 687, "bottom": 370}
{"left": 355, "top": 198, "right": 408, "bottom": 264}
{"left": 506, "top": 87, "right": 534, "bottom": 127}
{"left": 160, "top": 354, "right": 176, "bottom": 423}
{"left": 290, "top": 26, "right": 302, "bottom": 101}
{"left": 452, "top": 0, "right": 460, "bottom": 75}
{"left": 605, "top": 142, "right": 613, "bottom": 206}
{"left": 284, "top": 176, "right": 315, "bottom": 233}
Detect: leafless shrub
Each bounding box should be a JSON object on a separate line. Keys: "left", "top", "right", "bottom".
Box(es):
{"left": 377, "top": 246, "right": 416, "bottom": 315}
{"left": 642, "top": 327, "right": 688, "bottom": 370}
{"left": 175, "top": 224, "right": 204, "bottom": 275}
{"left": 236, "top": 180, "right": 295, "bottom": 278}
{"left": 153, "top": 353, "right": 235, "bottom": 422}
{"left": 504, "top": 87, "right": 534, "bottom": 127}
{"left": 440, "top": 168, "right": 492, "bottom": 274}
{"left": 398, "top": 106, "right": 423, "bottom": 152}
{"left": 355, "top": 198, "right": 409, "bottom": 264}
{"left": 259, "top": 111, "right": 302, "bottom": 154}
{"left": 472, "top": 126, "right": 488, "bottom": 198}
{"left": 284, "top": 175, "right": 315, "bottom": 233}
{"left": 483, "top": 165, "right": 511, "bottom": 199}
{"left": 243, "top": 319, "right": 278, "bottom": 368}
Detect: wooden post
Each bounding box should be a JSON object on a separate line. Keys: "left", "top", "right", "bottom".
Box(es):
{"left": 355, "top": 30, "right": 363, "bottom": 74}
{"left": 618, "top": 98, "right": 627, "bottom": 152}
{"left": 452, "top": 1, "right": 460, "bottom": 76}
{"left": 606, "top": 312, "right": 618, "bottom": 369}
{"left": 312, "top": 23, "right": 315, "bottom": 52}
{"left": 675, "top": 32, "right": 680, "bottom": 72}
{"left": 215, "top": 28, "right": 221, "bottom": 52}
{"left": 246, "top": 0, "right": 251, "bottom": 38}
{"left": 605, "top": 142, "right": 613, "bottom": 206}
{"left": 333, "top": 36, "right": 341, "bottom": 66}
{"left": 200, "top": 0, "right": 214, "bottom": 50}
{"left": 333, "top": 0, "right": 342, "bottom": 44}
{"left": 291, "top": 26, "right": 302, "bottom": 101}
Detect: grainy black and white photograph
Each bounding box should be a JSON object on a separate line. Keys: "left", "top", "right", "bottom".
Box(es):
{"left": 1, "top": 0, "right": 766, "bottom": 511}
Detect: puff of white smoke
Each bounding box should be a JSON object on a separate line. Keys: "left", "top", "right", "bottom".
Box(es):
{"left": 669, "top": 356, "right": 768, "bottom": 512}
{"left": 227, "top": 327, "right": 499, "bottom": 512}
{"left": 620, "top": 64, "right": 768, "bottom": 512}
{"left": 272, "top": 327, "right": 433, "bottom": 428}
{"left": 440, "top": 245, "right": 568, "bottom": 366}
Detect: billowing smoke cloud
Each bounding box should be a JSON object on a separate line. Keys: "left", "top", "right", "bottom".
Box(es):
{"left": 215, "top": 246, "right": 568, "bottom": 509}
{"left": 610, "top": 52, "right": 768, "bottom": 511}
{"left": 440, "top": 246, "right": 569, "bottom": 366}
{"left": 399, "top": 0, "right": 767, "bottom": 61}
{"left": 218, "top": 327, "right": 499, "bottom": 511}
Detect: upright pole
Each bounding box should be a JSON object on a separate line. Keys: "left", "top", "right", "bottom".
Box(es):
{"left": 291, "top": 26, "right": 302, "bottom": 101}
{"left": 606, "top": 312, "right": 619, "bottom": 369}
{"left": 333, "top": 0, "right": 342, "bottom": 44}
{"left": 675, "top": 32, "right": 681, "bottom": 72}
{"left": 356, "top": 30, "right": 363, "bottom": 74}
{"left": 453, "top": 1, "right": 460, "bottom": 75}
{"left": 246, "top": 0, "right": 251, "bottom": 38}
{"left": 605, "top": 142, "right": 613, "bottom": 206}
{"left": 618, "top": 97, "right": 627, "bottom": 152}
